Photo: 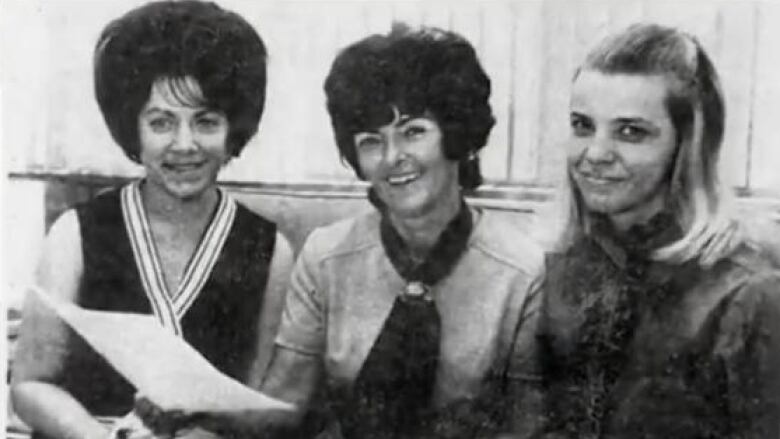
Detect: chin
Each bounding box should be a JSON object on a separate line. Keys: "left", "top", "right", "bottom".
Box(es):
{"left": 580, "top": 192, "right": 630, "bottom": 216}
{"left": 164, "top": 181, "right": 214, "bottom": 201}
{"left": 383, "top": 196, "right": 433, "bottom": 218}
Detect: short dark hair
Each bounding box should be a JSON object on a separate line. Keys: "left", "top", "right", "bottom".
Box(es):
{"left": 94, "top": 0, "right": 267, "bottom": 162}
{"left": 324, "top": 24, "right": 495, "bottom": 190}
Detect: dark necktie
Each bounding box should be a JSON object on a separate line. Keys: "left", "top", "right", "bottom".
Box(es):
{"left": 337, "top": 198, "right": 473, "bottom": 438}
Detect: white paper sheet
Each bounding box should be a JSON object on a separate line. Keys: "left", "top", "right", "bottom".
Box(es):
{"left": 31, "top": 287, "right": 294, "bottom": 413}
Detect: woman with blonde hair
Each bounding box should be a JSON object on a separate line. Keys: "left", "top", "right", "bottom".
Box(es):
{"left": 506, "top": 23, "right": 780, "bottom": 438}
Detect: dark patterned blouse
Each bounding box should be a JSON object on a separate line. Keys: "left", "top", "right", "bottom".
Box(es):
{"left": 513, "top": 213, "right": 780, "bottom": 439}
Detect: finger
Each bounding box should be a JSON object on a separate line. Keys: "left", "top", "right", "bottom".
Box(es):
{"left": 134, "top": 397, "right": 152, "bottom": 421}
{"left": 135, "top": 398, "right": 169, "bottom": 433}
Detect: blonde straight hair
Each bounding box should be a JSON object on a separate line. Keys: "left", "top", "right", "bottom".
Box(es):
{"left": 552, "top": 23, "right": 732, "bottom": 265}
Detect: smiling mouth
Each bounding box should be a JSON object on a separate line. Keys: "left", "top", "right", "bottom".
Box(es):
{"left": 577, "top": 171, "right": 622, "bottom": 186}
{"left": 386, "top": 172, "right": 420, "bottom": 186}
{"left": 163, "top": 162, "right": 205, "bottom": 172}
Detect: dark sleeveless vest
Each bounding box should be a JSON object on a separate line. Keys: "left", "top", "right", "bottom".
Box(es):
{"left": 54, "top": 188, "right": 277, "bottom": 416}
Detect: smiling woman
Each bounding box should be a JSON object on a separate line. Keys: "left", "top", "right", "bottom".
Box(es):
{"left": 568, "top": 72, "right": 679, "bottom": 231}
{"left": 232, "top": 23, "right": 546, "bottom": 438}
{"left": 9, "top": 2, "right": 295, "bottom": 438}
{"left": 505, "top": 23, "right": 780, "bottom": 439}
{"left": 137, "top": 77, "right": 230, "bottom": 204}
{"left": 353, "top": 109, "right": 459, "bottom": 222}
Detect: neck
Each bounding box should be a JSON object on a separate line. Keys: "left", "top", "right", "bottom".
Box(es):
{"left": 608, "top": 188, "right": 668, "bottom": 233}
{"left": 388, "top": 191, "right": 463, "bottom": 258}
{"left": 141, "top": 182, "right": 219, "bottom": 225}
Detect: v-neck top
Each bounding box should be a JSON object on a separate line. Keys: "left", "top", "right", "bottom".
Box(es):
{"left": 275, "top": 208, "right": 543, "bottom": 407}
{"left": 55, "top": 183, "right": 278, "bottom": 416}
{"left": 119, "top": 181, "right": 237, "bottom": 335}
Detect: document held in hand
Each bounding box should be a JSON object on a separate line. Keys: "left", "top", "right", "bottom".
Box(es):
{"left": 31, "top": 287, "right": 294, "bottom": 413}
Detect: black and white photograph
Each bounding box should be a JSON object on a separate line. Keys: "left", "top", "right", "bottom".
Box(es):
{"left": 3, "top": 0, "right": 780, "bottom": 438}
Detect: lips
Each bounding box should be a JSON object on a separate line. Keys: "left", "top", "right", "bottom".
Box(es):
{"left": 576, "top": 169, "right": 623, "bottom": 185}
{"left": 163, "top": 162, "right": 205, "bottom": 172}
{"left": 386, "top": 171, "right": 420, "bottom": 186}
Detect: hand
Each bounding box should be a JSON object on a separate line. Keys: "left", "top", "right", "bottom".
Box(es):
{"left": 108, "top": 410, "right": 158, "bottom": 439}
{"left": 133, "top": 395, "right": 194, "bottom": 438}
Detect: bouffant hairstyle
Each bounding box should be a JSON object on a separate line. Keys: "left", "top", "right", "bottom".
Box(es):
{"left": 324, "top": 24, "right": 495, "bottom": 190}
{"left": 94, "top": 0, "right": 267, "bottom": 162}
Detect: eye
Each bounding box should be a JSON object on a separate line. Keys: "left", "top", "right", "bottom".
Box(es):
{"left": 147, "top": 116, "right": 174, "bottom": 133}
{"left": 403, "top": 125, "right": 427, "bottom": 139}
{"left": 615, "top": 124, "right": 649, "bottom": 142}
{"left": 194, "top": 114, "right": 225, "bottom": 133}
{"left": 354, "top": 133, "right": 383, "bottom": 150}
{"left": 570, "top": 114, "right": 594, "bottom": 137}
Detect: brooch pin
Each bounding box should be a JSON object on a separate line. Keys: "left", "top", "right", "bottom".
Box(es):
{"left": 402, "top": 281, "right": 433, "bottom": 302}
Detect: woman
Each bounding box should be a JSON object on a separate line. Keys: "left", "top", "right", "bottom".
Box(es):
{"left": 10, "top": 2, "right": 293, "bottom": 438}
{"left": 247, "top": 24, "right": 544, "bottom": 438}
{"left": 506, "top": 23, "right": 780, "bottom": 438}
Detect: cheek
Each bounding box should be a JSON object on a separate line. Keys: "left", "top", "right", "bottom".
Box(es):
{"left": 138, "top": 132, "right": 168, "bottom": 159}
{"left": 565, "top": 138, "right": 587, "bottom": 164}
{"left": 356, "top": 150, "right": 381, "bottom": 181}
{"left": 631, "top": 140, "right": 677, "bottom": 176}
{"left": 198, "top": 131, "right": 230, "bottom": 157}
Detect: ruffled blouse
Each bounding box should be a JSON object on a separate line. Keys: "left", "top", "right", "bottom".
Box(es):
{"left": 533, "top": 213, "right": 780, "bottom": 438}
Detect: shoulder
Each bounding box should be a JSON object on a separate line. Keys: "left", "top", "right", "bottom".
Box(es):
{"left": 233, "top": 198, "right": 276, "bottom": 230}
{"left": 709, "top": 244, "right": 780, "bottom": 318}
{"left": 74, "top": 185, "right": 123, "bottom": 213}
{"left": 270, "top": 232, "right": 294, "bottom": 268}
{"left": 299, "top": 210, "right": 381, "bottom": 263}
{"left": 46, "top": 208, "right": 82, "bottom": 248}
{"left": 720, "top": 244, "right": 779, "bottom": 287}
{"left": 70, "top": 185, "right": 126, "bottom": 231}
{"left": 468, "top": 209, "right": 545, "bottom": 278}
{"left": 228, "top": 197, "right": 282, "bottom": 256}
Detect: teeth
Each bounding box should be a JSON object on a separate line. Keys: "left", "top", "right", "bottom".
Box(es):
{"left": 584, "top": 175, "right": 614, "bottom": 185}
{"left": 387, "top": 173, "right": 419, "bottom": 185}
{"left": 167, "top": 163, "right": 201, "bottom": 170}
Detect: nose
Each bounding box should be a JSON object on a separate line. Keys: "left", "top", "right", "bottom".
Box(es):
{"left": 382, "top": 133, "right": 404, "bottom": 165}
{"left": 170, "top": 122, "right": 197, "bottom": 152}
{"left": 581, "top": 135, "right": 616, "bottom": 164}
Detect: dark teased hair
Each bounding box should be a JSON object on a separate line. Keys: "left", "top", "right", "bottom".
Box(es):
{"left": 94, "top": 0, "right": 267, "bottom": 162}
{"left": 324, "top": 24, "right": 495, "bottom": 190}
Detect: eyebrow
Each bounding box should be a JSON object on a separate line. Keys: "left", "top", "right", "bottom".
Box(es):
{"left": 140, "top": 107, "right": 222, "bottom": 117}
{"left": 614, "top": 117, "right": 652, "bottom": 124}
{"left": 140, "top": 107, "right": 171, "bottom": 117}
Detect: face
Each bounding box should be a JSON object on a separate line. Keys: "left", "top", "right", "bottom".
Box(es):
{"left": 138, "top": 76, "right": 229, "bottom": 201}
{"left": 568, "top": 70, "right": 679, "bottom": 223}
{"left": 354, "top": 108, "right": 460, "bottom": 219}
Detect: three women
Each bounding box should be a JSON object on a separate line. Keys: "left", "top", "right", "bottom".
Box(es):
{"left": 11, "top": 3, "right": 780, "bottom": 438}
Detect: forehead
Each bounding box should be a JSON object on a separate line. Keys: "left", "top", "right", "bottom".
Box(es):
{"left": 571, "top": 70, "right": 671, "bottom": 122}
{"left": 366, "top": 106, "right": 436, "bottom": 131}
{"left": 143, "top": 76, "right": 208, "bottom": 111}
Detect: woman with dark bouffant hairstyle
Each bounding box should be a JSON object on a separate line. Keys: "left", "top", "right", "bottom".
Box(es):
{"left": 11, "top": 2, "right": 293, "bottom": 437}
{"left": 324, "top": 23, "right": 496, "bottom": 193}
{"left": 504, "top": 23, "right": 780, "bottom": 438}
{"left": 240, "top": 23, "right": 542, "bottom": 438}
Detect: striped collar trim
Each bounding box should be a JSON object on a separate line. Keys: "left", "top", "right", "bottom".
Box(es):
{"left": 120, "top": 181, "right": 236, "bottom": 335}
